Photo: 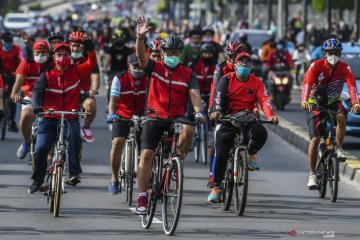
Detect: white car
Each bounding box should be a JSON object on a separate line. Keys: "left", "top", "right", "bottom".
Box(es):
{"left": 4, "top": 13, "right": 32, "bottom": 31}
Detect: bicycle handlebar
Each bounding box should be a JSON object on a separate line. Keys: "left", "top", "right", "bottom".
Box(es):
{"left": 38, "top": 109, "right": 90, "bottom": 117}
{"left": 219, "top": 116, "right": 275, "bottom": 125}
{"left": 19, "top": 98, "right": 31, "bottom": 105}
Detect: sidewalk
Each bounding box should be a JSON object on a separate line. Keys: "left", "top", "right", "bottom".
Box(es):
{"left": 266, "top": 115, "right": 360, "bottom": 185}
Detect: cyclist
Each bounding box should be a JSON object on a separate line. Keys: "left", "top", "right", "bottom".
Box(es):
{"left": 0, "top": 31, "right": 24, "bottom": 132}
{"left": 135, "top": 15, "right": 204, "bottom": 215}
{"left": 103, "top": 29, "right": 134, "bottom": 110}
{"left": 48, "top": 32, "right": 65, "bottom": 49}
{"left": 208, "top": 52, "right": 279, "bottom": 203}
{"left": 107, "top": 53, "right": 147, "bottom": 194}
{"left": 202, "top": 26, "right": 224, "bottom": 62}
{"left": 178, "top": 44, "right": 217, "bottom": 160}
{"left": 149, "top": 38, "right": 162, "bottom": 61}
{"left": 10, "top": 40, "right": 51, "bottom": 159}
{"left": 301, "top": 38, "right": 360, "bottom": 189}
{"left": 207, "top": 41, "right": 246, "bottom": 188}
{"left": 181, "top": 29, "right": 203, "bottom": 66}
{"left": 68, "top": 31, "right": 100, "bottom": 142}
{"left": 29, "top": 38, "right": 97, "bottom": 193}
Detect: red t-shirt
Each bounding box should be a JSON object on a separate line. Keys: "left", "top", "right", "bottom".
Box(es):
{"left": 0, "top": 45, "right": 23, "bottom": 74}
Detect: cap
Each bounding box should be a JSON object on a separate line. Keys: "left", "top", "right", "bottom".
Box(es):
{"left": 33, "top": 40, "right": 50, "bottom": 51}
{"left": 127, "top": 53, "right": 139, "bottom": 66}
{"left": 235, "top": 52, "right": 252, "bottom": 62}
{"left": 53, "top": 42, "right": 71, "bottom": 53}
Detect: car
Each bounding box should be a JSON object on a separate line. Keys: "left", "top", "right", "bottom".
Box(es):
{"left": 229, "top": 29, "right": 272, "bottom": 76}
{"left": 339, "top": 42, "right": 360, "bottom": 137}
{"left": 3, "top": 13, "right": 32, "bottom": 33}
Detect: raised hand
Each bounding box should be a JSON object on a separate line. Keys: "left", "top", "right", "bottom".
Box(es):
{"left": 136, "top": 14, "right": 151, "bottom": 39}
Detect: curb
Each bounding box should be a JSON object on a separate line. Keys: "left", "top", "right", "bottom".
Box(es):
{"left": 266, "top": 115, "right": 360, "bottom": 185}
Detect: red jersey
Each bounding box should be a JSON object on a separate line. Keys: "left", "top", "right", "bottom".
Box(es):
{"left": 302, "top": 59, "right": 359, "bottom": 105}
{"left": 73, "top": 56, "right": 98, "bottom": 92}
{"left": 0, "top": 45, "right": 23, "bottom": 74}
{"left": 215, "top": 72, "right": 274, "bottom": 118}
{"left": 266, "top": 50, "right": 294, "bottom": 69}
{"left": 0, "top": 75, "right": 3, "bottom": 89}
{"left": 15, "top": 60, "right": 49, "bottom": 97}
{"left": 190, "top": 58, "right": 215, "bottom": 93}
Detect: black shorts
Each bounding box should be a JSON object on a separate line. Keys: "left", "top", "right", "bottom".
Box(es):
{"left": 141, "top": 118, "right": 173, "bottom": 151}
{"left": 306, "top": 101, "right": 344, "bottom": 139}
{"left": 111, "top": 121, "right": 131, "bottom": 139}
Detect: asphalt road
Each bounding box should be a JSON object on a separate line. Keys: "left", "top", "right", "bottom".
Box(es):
{"left": 1, "top": 96, "right": 360, "bottom": 239}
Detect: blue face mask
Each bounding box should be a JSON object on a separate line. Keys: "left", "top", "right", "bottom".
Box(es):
{"left": 164, "top": 56, "right": 180, "bottom": 68}
{"left": 236, "top": 66, "right": 251, "bottom": 78}
{"left": 3, "top": 42, "right": 13, "bottom": 52}
{"left": 71, "top": 51, "right": 83, "bottom": 59}
{"left": 277, "top": 44, "right": 284, "bottom": 50}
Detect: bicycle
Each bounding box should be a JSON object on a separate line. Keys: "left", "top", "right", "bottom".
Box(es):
{"left": 219, "top": 112, "right": 274, "bottom": 216}
{"left": 107, "top": 115, "right": 141, "bottom": 206}
{"left": 0, "top": 78, "right": 12, "bottom": 140}
{"left": 193, "top": 93, "right": 210, "bottom": 164}
{"left": 40, "top": 109, "right": 88, "bottom": 217}
{"left": 314, "top": 106, "right": 346, "bottom": 203}
{"left": 141, "top": 116, "right": 196, "bottom": 235}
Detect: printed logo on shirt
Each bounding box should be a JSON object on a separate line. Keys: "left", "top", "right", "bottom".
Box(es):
{"left": 246, "top": 86, "right": 254, "bottom": 95}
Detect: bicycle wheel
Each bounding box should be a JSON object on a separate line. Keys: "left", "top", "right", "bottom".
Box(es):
{"left": 127, "top": 141, "right": 135, "bottom": 206}
{"left": 194, "top": 125, "right": 200, "bottom": 163}
{"left": 1, "top": 97, "right": 10, "bottom": 140}
{"left": 53, "top": 166, "right": 63, "bottom": 217}
{"left": 141, "top": 148, "right": 162, "bottom": 229}
{"left": 316, "top": 160, "right": 327, "bottom": 198}
{"left": 221, "top": 160, "right": 234, "bottom": 211}
{"left": 328, "top": 154, "right": 339, "bottom": 202}
{"left": 201, "top": 121, "right": 208, "bottom": 165}
{"left": 29, "top": 134, "right": 36, "bottom": 169}
{"left": 234, "top": 151, "right": 248, "bottom": 216}
{"left": 162, "top": 156, "right": 183, "bottom": 235}
{"left": 48, "top": 173, "right": 55, "bottom": 213}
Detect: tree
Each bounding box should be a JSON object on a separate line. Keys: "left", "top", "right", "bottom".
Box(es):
{"left": 0, "top": 0, "right": 21, "bottom": 15}
{"left": 311, "top": 0, "right": 354, "bottom": 12}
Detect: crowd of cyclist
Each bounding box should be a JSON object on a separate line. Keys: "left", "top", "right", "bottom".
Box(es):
{"left": 0, "top": 11, "right": 359, "bottom": 214}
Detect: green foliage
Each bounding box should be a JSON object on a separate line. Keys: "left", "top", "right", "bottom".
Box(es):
{"left": 311, "top": 0, "right": 355, "bottom": 12}
{"left": 29, "top": 2, "right": 42, "bottom": 11}
{"left": 311, "top": 0, "right": 326, "bottom": 12}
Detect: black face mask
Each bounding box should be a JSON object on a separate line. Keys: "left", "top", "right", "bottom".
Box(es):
{"left": 203, "top": 57, "right": 214, "bottom": 64}
{"left": 115, "top": 41, "right": 125, "bottom": 49}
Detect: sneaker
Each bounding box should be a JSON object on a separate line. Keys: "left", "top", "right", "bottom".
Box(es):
{"left": 108, "top": 182, "right": 119, "bottom": 195}
{"left": 307, "top": 175, "right": 318, "bottom": 190}
{"left": 8, "top": 122, "right": 19, "bottom": 132}
{"left": 336, "top": 148, "right": 346, "bottom": 161}
{"left": 248, "top": 154, "right": 260, "bottom": 171}
{"left": 207, "top": 187, "right": 222, "bottom": 203}
{"left": 66, "top": 175, "right": 81, "bottom": 186}
{"left": 135, "top": 196, "right": 148, "bottom": 215}
{"left": 17, "top": 142, "right": 30, "bottom": 159}
{"left": 207, "top": 175, "right": 214, "bottom": 188}
{"left": 28, "top": 180, "right": 43, "bottom": 194}
{"left": 81, "top": 128, "right": 94, "bottom": 143}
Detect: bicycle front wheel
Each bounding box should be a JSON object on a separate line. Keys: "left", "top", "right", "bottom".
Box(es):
{"left": 201, "top": 122, "right": 208, "bottom": 165}
{"left": 1, "top": 97, "right": 10, "bottom": 140}
{"left": 162, "top": 156, "right": 183, "bottom": 236}
{"left": 127, "top": 141, "right": 135, "bottom": 206}
{"left": 328, "top": 154, "right": 339, "bottom": 202}
{"left": 48, "top": 173, "right": 55, "bottom": 213}
{"left": 316, "top": 160, "right": 327, "bottom": 198}
{"left": 53, "top": 166, "right": 63, "bottom": 217}
{"left": 234, "top": 152, "right": 248, "bottom": 216}
{"left": 194, "top": 126, "right": 200, "bottom": 163}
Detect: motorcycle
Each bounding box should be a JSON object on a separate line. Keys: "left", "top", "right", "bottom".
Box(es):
{"left": 269, "top": 63, "right": 292, "bottom": 111}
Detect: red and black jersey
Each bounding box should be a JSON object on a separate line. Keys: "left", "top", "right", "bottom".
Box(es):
{"left": 302, "top": 59, "right": 359, "bottom": 105}
{"left": 0, "top": 45, "right": 23, "bottom": 74}
{"left": 189, "top": 58, "right": 216, "bottom": 93}
{"left": 215, "top": 72, "right": 274, "bottom": 118}
{"left": 32, "top": 52, "right": 97, "bottom": 120}
{"left": 73, "top": 55, "right": 99, "bottom": 92}
{"left": 114, "top": 71, "right": 147, "bottom": 118}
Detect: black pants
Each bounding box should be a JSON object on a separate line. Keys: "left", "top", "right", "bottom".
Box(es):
{"left": 213, "top": 122, "right": 268, "bottom": 184}
{"left": 3, "top": 74, "right": 16, "bottom": 124}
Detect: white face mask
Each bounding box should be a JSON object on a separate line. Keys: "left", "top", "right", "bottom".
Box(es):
{"left": 326, "top": 55, "right": 339, "bottom": 65}
{"left": 34, "top": 55, "right": 48, "bottom": 64}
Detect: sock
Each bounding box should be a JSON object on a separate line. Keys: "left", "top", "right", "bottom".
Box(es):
{"left": 310, "top": 172, "right": 315, "bottom": 176}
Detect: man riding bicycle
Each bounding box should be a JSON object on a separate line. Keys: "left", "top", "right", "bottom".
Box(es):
{"left": 107, "top": 53, "right": 148, "bottom": 194}
{"left": 209, "top": 52, "right": 279, "bottom": 203}
{"left": 135, "top": 15, "right": 204, "bottom": 215}
{"left": 301, "top": 38, "right": 360, "bottom": 189}
{"left": 30, "top": 39, "right": 97, "bottom": 193}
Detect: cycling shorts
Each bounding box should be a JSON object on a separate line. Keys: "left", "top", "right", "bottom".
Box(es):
{"left": 140, "top": 118, "right": 173, "bottom": 151}
{"left": 306, "top": 101, "right": 344, "bottom": 139}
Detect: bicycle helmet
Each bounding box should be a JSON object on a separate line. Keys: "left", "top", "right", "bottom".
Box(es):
{"left": 149, "top": 38, "right": 162, "bottom": 52}
{"left": 2, "top": 31, "right": 13, "bottom": 42}
{"left": 160, "top": 35, "right": 184, "bottom": 51}
{"left": 68, "top": 31, "right": 85, "bottom": 43}
{"left": 111, "top": 29, "right": 127, "bottom": 42}
{"left": 226, "top": 41, "right": 246, "bottom": 58}
{"left": 48, "top": 32, "right": 64, "bottom": 43}
{"left": 323, "top": 38, "right": 342, "bottom": 51}
{"left": 200, "top": 43, "right": 216, "bottom": 53}
{"left": 202, "top": 26, "right": 215, "bottom": 35}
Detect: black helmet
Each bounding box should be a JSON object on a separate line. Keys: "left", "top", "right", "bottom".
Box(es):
{"left": 2, "top": 31, "right": 13, "bottom": 42}
{"left": 48, "top": 32, "right": 64, "bottom": 42}
{"left": 160, "top": 35, "right": 184, "bottom": 51}
{"left": 200, "top": 43, "right": 216, "bottom": 53}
